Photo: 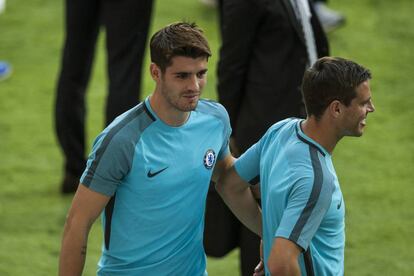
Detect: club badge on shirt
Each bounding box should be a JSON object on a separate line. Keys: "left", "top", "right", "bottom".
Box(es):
{"left": 203, "top": 149, "right": 216, "bottom": 169}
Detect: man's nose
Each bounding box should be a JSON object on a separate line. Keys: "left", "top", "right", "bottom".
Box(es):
{"left": 368, "top": 101, "right": 375, "bottom": 112}
{"left": 187, "top": 75, "right": 199, "bottom": 91}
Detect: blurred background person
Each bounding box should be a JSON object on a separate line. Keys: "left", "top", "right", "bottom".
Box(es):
{"left": 313, "top": 0, "right": 345, "bottom": 32}
{"left": 55, "top": 0, "right": 153, "bottom": 194}
{"left": 199, "top": 0, "right": 346, "bottom": 33}
{"left": 204, "top": 0, "right": 329, "bottom": 275}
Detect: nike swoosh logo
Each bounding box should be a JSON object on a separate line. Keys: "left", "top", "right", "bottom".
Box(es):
{"left": 337, "top": 198, "right": 343, "bottom": 209}
{"left": 147, "top": 167, "right": 168, "bottom": 178}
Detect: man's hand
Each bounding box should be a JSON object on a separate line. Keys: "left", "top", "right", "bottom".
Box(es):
{"left": 253, "top": 259, "right": 265, "bottom": 276}
{"left": 253, "top": 239, "right": 264, "bottom": 276}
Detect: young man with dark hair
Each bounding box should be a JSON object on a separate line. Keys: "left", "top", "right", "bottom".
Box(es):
{"left": 59, "top": 22, "right": 233, "bottom": 275}
{"left": 217, "top": 57, "right": 375, "bottom": 275}
{"left": 205, "top": 1, "right": 330, "bottom": 272}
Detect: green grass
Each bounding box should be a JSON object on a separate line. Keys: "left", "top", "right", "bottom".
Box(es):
{"left": 0, "top": 0, "right": 413, "bottom": 275}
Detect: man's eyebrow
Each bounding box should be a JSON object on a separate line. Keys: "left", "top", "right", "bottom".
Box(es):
{"left": 362, "top": 97, "right": 372, "bottom": 104}
{"left": 173, "top": 69, "right": 208, "bottom": 75}
{"left": 172, "top": 71, "right": 190, "bottom": 76}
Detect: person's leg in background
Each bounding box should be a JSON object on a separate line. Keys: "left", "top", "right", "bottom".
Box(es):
{"left": 239, "top": 225, "right": 261, "bottom": 276}
{"left": 204, "top": 182, "right": 239, "bottom": 258}
{"left": 199, "top": 0, "right": 217, "bottom": 8}
{"left": 55, "top": 0, "right": 100, "bottom": 193}
{"left": 205, "top": 0, "right": 262, "bottom": 274}
{"left": 313, "top": 0, "right": 345, "bottom": 32}
{"left": 102, "top": 0, "right": 153, "bottom": 125}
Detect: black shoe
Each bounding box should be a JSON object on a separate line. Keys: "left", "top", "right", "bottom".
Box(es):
{"left": 60, "top": 173, "right": 80, "bottom": 194}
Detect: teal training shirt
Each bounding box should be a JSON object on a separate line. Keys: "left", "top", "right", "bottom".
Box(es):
{"left": 235, "top": 118, "right": 344, "bottom": 276}
{"left": 80, "top": 97, "right": 231, "bottom": 275}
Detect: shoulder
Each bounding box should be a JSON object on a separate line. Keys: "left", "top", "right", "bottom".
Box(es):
{"left": 259, "top": 118, "right": 300, "bottom": 148}
{"left": 265, "top": 118, "right": 319, "bottom": 176}
{"left": 196, "top": 99, "right": 231, "bottom": 136}
{"left": 286, "top": 145, "right": 334, "bottom": 199}
{"left": 196, "top": 99, "right": 229, "bottom": 121}
{"left": 99, "top": 103, "right": 155, "bottom": 147}
{"left": 267, "top": 118, "right": 299, "bottom": 135}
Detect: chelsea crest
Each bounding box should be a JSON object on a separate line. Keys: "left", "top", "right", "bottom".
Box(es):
{"left": 203, "top": 149, "right": 216, "bottom": 169}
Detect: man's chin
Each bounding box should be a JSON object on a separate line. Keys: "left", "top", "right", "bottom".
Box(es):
{"left": 353, "top": 129, "right": 364, "bottom": 137}
{"left": 344, "top": 128, "right": 364, "bottom": 137}
{"left": 179, "top": 102, "right": 198, "bottom": 112}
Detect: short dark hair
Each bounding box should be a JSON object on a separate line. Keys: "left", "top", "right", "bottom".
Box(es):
{"left": 150, "top": 22, "right": 212, "bottom": 72}
{"left": 302, "top": 57, "right": 372, "bottom": 119}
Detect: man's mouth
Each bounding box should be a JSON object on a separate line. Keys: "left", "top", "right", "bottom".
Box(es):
{"left": 183, "top": 93, "right": 199, "bottom": 100}
{"left": 360, "top": 118, "right": 366, "bottom": 127}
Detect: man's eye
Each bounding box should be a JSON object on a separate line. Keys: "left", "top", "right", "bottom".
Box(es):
{"left": 177, "top": 73, "right": 188, "bottom": 79}
{"left": 362, "top": 100, "right": 371, "bottom": 106}
{"left": 197, "top": 71, "right": 207, "bottom": 78}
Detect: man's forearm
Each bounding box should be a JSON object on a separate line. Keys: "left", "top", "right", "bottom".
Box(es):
{"left": 216, "top": 170, "right": 262, "bottom": 236}
{"left": 59, "top": 185, "right": 109, "bottom": 275}
{"left": 268, "top": 238, "right": 301, "bottom": 276}
{"left": 59, "top": 219, "right": 89, "bottom": 276}
{"left": 224, "top": 186, "right": 262, "bottom": 236}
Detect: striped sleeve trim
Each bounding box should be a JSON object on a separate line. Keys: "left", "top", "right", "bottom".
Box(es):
{"left": 82, "top": 104, "right": 155, "bottom": 187}
{"left": 304, "top": 248, "right": 315, "bottom": 276}
{"left": 104, "top": 195, "right": 116, "bottom": 250}
{"left": 143, "top": 100, "right": 156, "bottom": 121}
{"left": 295, "top": 125, "right": 326, "bottom": 157}
{"left": 248, "top": 175, "right": 260, "bottom": 185}
{"left": 289, "top": 146, "right": 323, "bottom": 243}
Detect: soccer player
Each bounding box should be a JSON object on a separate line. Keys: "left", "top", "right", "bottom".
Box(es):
{"left": 59, "top": 22, "right": 233, "bottom": 275}
{"left": 217, "top": 57, "right": 375, "bottom": 276}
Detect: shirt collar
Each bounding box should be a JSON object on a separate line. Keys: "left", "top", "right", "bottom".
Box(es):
{"left": 295, "top": 119, "right": 329, "bottom": 157}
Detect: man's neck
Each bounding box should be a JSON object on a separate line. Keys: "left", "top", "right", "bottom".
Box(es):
{"left": 301, "top": 116, "right": 341, "bottom": 154}
{"left": 149, "top": 93, "right": 190, "bottom": 127}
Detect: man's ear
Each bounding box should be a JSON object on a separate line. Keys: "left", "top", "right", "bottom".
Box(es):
{"left": 329, "top": 100, "right": 343, "bottom": 118}
{"left": 150, "top": 63, "right": 161, "bottom": 81}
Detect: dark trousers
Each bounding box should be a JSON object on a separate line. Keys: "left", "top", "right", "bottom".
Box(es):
{"left": 55, "top": 0, "right": 153, "bottom": 177}
{"left": 204, "top": 183, "right": 261, "bottom": 276}
{"left": 206, "top": 2, "right": 261, "bottom": 274}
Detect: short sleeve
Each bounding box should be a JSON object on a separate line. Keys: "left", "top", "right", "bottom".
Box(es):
{"left": 80, "top": 130, "right": 133, "bottom": 196}
{"left": 234, "top": 141, "right": 261, "bottom": 185}
{"left": 217, "top": 103, "right": 232, "bottom": 160}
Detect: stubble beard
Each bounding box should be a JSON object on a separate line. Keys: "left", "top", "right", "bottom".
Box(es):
{"left": 162, "top": 89, "right": 200, "bottom": 113}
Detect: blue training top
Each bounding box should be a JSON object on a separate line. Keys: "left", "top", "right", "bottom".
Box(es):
{"left": 80, "top": 97, "right": 231, "bottom": 275}
{"left": 235, "top": 118, "right": 345, "bottom": 276}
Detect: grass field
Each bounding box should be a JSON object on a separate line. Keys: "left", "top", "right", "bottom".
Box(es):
{"left": 0, "top": 0, "right": 413, "bottom": 275}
